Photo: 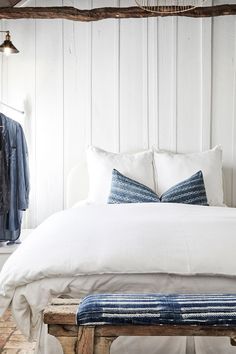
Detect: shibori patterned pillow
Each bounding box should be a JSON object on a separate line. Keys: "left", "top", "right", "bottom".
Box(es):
{"left": 108, "top": 169, "right": 208, "bottom": 206}
{"left": 108, "top": 169, "right": 160, "bottom": 204}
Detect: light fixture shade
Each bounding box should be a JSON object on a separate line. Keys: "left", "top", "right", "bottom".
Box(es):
{"left": 135, "top": 0, "right": 207, "bottom": 14}
{"left": 0, "top": 32, "right": 19, "bottom": 55}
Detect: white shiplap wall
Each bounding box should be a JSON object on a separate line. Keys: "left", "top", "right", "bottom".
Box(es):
{"left": 0, "top": 0, "right": 236, "bottom": 227}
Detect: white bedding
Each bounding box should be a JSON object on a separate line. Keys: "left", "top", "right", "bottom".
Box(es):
{"left": 1, "top": 203, "right": 236, "bottom": 354}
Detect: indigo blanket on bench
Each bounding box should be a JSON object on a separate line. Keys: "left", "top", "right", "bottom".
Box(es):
{"left": 77, "top": 294, "right": 236, "bottom": 326}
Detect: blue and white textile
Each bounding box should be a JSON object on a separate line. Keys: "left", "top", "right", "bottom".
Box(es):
{"left": 0, "top": 113, "right": 29, "bottom": 242}
{"left": 108, "top": 169, "right": 208, "bottom": 206}
{"left": 161, "top": 171, "right": 208, "bottom": 205}
{"left": 108, "top": 169, "right": 160, "bottom": 204}
{"left": 77, "top": 293, "right": 236, "bottom": 326}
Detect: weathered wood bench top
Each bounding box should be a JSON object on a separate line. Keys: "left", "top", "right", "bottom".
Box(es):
{"left": 43, "top": 296, "right": 236, "bottom": 354}
{"left": 43, "top": 298, "right": 79, "bottom": 325}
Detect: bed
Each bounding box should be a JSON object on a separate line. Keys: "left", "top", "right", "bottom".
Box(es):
{"left": 0, "top": 145, "right": 234, "bottom": 354}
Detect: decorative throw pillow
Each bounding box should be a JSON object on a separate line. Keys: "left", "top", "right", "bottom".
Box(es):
{"left": 153, "top": 146, "right": 224, "bottom": 206}
{"left": 108, "top": 169, "right": 208, "bottom": 206}
{"left": 108, "top": 169, "right": 160, "bottom": 204}
{"left": 87, "top": 146, "right": 155, "bottom": 204}
{"left": 161, "top": 171, "right": 208, "bottom": 205}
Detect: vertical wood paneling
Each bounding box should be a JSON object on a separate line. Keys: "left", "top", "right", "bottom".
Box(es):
{"left": 3, "top": 3, "right": 236, "bottom": 224}
{"left": 63, "top": 0, "right": 91, "bottom": 205}
{"left": 147, "top": 18, "right": 158, "bottom": 149}
{"left": 119, "top": 0, "right": 148, "bottom": 152}
{"left": 171, "top": 17, "right": 177, "bottom": 153}
{"left": 63, "top": 0, "right": 77, "bottom": 207}
{"left": 142, "top": 18, "right": 149, "bottom": 149}
{"left": 232, "top": 17, "right": 236, "bottom": 207}
{"left": 212, "top": 14, "right": 236, "bottom": 206}
{"left": 200, "top": 3, "right": 212, "bottom": 151}
{"left": 85, "top": 0, "right": 93, "bottom": 148}
{"left": 158, "top": 17, "right": 176, "bottom": 152}
{"left": 114, "top": 0, "right": 121, "bottom": 152}
{"left": 35, "top": 0, "right": 64, "bottom": 224}
{"left": 92, "top": 0, "right": 120, "bottom": 152}
{"left": 0, "top": 21, "right": 2, "bottom": 102}
{"left": 177, "top": 17, "right": 202, "bottom": 153}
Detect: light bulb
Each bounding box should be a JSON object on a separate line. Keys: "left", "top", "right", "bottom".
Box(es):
{"left": 3, "top": 47, "right": 11, "bottom": 56}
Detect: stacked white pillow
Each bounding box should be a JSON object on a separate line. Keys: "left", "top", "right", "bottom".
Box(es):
{"left": 86, "top": 145, "right": 224, "bottom": 207}
{"left": 87, "top": 146, "right": 155, "bottom": 204}
{"left": 153, "top": 146, "right": 224, "bottom": 207}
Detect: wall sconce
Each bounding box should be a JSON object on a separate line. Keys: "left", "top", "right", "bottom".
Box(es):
{"left": 0, "top": 31, "right": 19, "bottom": 55}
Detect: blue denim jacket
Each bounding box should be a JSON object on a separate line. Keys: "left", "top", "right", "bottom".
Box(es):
{"left": 0, "top": 113, "right": 29, "bottom": 241}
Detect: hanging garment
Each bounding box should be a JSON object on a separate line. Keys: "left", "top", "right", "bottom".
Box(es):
{"left": 0, "top": 131, "right": 9, "bottom": 214}
{"left": 0, "top": 113, "right": 29, "bottom": 242}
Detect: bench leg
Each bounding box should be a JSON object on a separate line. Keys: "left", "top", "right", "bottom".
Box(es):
{"left": 94, "top": 336, "right": 117, "bottom": 354}
{"left": 57, "top": 336, "right": 78, "bottom": 354}
{"left": 77, "top": 326, "right": 95, "bottom": 354}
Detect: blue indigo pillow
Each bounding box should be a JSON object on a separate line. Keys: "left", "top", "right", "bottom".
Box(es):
{"left": 108, "top": 169, "right": 208, "bottom": 206}
{"left": 108, "top": 169, "right": 160, "bottom": 204}
{"left": 160, "top": 170, "right": 208, "bottom": 205}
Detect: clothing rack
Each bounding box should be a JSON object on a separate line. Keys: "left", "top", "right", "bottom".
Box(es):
{"left": 0, "top": 101, "right": 24, "bottom": 115}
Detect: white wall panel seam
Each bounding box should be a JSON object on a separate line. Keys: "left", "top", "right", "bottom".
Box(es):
{"left": 0, "top": 20, "right": 2, "bottom": 103}
{"left": 143, "top": 18, "right": 149, "bottom": 149}
{"left": 171, "top": 17, "right": 178, "bottom": 153}
{"left": 210, "top": 16, "right": 214, "bottom": 149}
{"left": 29, "top": 3, "right": 37, "bottom": 228}
{"left": 147, "top": 18, "right": 158, "bottom": 149}
{"left": 90, "top": 0, "right": 93, "bottom": 146}
{"left": 85, "top": 0, "right": 93, "bottom": 147}
{"left": 156, "top": 19, "right": 160, "bottom": 149}
{"left": 147, "top": 18, "right": 151, "bottom": 149}
{"left": 62, "top": 6, "right": 65, "bottom": 210}
{"left": 34, "top": 5, "right": 38, "bottom": 226}
{"left": 32, "top": 16, "right": 36, "bottom": 227}
{"left": 231, "top": 16, "right": 236, "bottom": 206}
{"left": 200, "top": 1, "right": 212, "bottom": 152}
{"left": 118, "top": 16, "right": 120, "bottom": 153}
{"left": 209, "top": 17, "right": 213, "bottom": 150}
{"left": 34, "top": 1, "right": 39, "bottom": 225}
{"left": 114, "top": 0, "right": 120, "bottom": 153}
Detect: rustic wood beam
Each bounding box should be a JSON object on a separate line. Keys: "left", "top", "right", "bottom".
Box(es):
{"left": 0, "top": 5, "right": 236, "bottom": 21}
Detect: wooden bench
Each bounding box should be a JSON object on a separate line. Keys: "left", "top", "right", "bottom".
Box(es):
{"left": 43, "top": 295, "right": 236, "bottom": 354}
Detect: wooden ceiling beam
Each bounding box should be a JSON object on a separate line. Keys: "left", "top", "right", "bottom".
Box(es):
{"left": 0, "top": 5, "right": 235, "bottom": 21}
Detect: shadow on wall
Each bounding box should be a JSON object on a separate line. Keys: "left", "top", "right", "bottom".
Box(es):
{"left": 66, "top": 162, "right": 89, "bottom": 208}
{"left": 222, "top": 167, "right": 235, "bottom": 207}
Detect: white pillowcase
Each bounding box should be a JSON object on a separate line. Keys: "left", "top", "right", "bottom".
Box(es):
{"left": 153, "top": 146, "right": 224, "bottom": 206}
{"left": 87, "top": 146, "right": 155, "bottom": 204}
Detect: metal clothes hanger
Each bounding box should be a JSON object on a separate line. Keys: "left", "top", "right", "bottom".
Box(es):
{"left": 0, "top": 101, "right": 24, "bottom": 115}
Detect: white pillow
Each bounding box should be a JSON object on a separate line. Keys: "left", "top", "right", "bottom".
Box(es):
{"left": 87, "top": 146, "right": 155, "bottom": 204}
{"left": 153, "top": 146, "right": 224, "bottom": 206}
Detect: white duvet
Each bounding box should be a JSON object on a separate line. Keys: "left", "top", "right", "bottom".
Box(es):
{"left": 1, "top": 203, "right": 236, "bottom": 354}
